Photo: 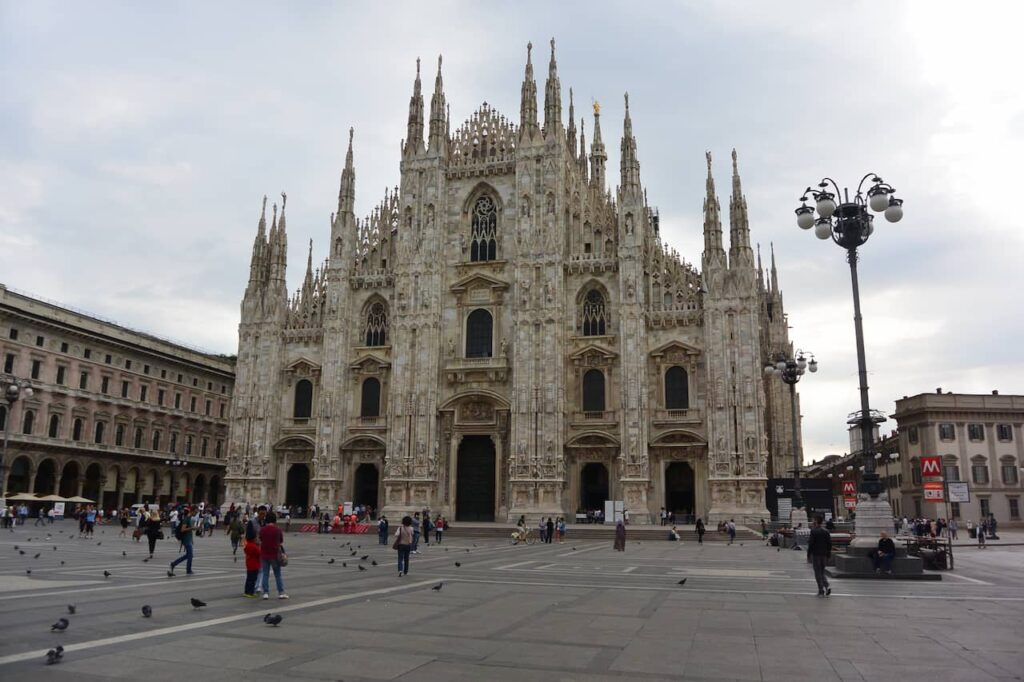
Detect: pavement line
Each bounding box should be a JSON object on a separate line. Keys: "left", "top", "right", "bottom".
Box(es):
{"left": 494, "top": 561, "right": 536, "bottom": 570}
{"left": 554, "top": 544, "right": 604, "bottom": 558}
{"left": 0, "top": 572, "right": 243, "bottom": 602}
{"left": 622, "top": 566, "right": 638, "bottom": 573}
{"left": 941, "top": 572, "right": 992, "bottom": 585}
{"left": 0, "top": 578, "right": 440, "bottom": 667}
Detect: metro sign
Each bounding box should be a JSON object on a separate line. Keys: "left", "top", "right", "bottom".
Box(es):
{"left": 924, "top": 481, "right": 945, "bottom": 501}
{"left": 921, "top": 456, "right": 942, "bottom": 479}
{"left": 842, "top": 481, "right": 857, "bottom": 495}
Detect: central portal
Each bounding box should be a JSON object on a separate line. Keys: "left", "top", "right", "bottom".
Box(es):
{"left": 456, "top": 435, "right": 496, "bottom": 522}
{"left": 285, "top": 463, "right": 310, "bottom": 510}
{"left": 580, "top": 462, "right": 610, "bottom": 511}
{"left": 665, "top": 462, "right": 695, "bottom": 520}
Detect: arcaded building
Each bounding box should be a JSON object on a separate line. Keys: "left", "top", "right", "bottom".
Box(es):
{"left": 1, "top": 285, "right": 233, "bottom": 509}
{"left": 226, "top": 42, "right": 800, "bottom": 523}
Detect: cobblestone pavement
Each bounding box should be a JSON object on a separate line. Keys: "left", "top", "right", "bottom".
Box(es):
{"left": 0, "top": 520, "right": 1022, "bottom": 681}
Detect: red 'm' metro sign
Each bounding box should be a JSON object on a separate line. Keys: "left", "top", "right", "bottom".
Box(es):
{"left": 842, "top": 481, "right": 857, "bottom": 495}
{"left": 921, "top": 456, "right": 942, "bottom": 478}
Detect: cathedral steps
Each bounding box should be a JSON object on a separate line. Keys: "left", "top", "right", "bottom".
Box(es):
{"left": 444, "top": 523, "right": 761, "bottom": 543}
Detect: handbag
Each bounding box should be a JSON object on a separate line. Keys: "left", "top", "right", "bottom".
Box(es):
{"left": 278, "top": 546, "right": 288, "bottom": 567}
{"left": 392, "top": 533, "right": 400, "bottom": 550}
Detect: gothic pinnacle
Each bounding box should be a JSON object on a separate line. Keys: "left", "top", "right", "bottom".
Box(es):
{"left": 428, "top": 54, "right": 447, "bottom": 153}
{"left": 543, "top": 37, "right": 561, "bottom": 135}
{"left": 519, "top": 41, "right": 538, "bottom": 140}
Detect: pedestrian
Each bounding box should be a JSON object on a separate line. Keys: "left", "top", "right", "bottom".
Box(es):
{"left": 411, "top": 512, "right": 422, "bottom": 553}
{"left": 434, "top": 515, "right": 444, "bottom": 544}
{"left": 394, "top": 515, "right": 414, "bottom": 577}
{"left": 34, "top": 507, "right": 46, "bottom": 526}
{"left": 538, "top": 517, "right": 547, "bottom": 543}
{"left": 545, "top": 517, "right": 554, "bottom": 544}
{"left": 807, "top": 516, "right": 832, "bottom": 597}
{"left": 227, "top": 513, "right": 244, "bottom": 555}
{"left": 119, "top": 509, "right": 129, "bottom": 537}
{"left": 727, "top": 519, "right": 736, "bottom": 545}
{"left": 257, "top": 511, "right": 288, "bottom": 599}
{"left": 948, "top": 518, "right": 958, "bottom": 541}
{"left": 695, "top": 517, "right": 705, "bottom": 545}
{"left": 613, "top": 519, "right": 626, "bottom": 551}
{"left": 242, "top": 535, "right": 260, "bottom": 598}
{"left": 378, "top": 515, "right": 389, "bottom": 545}
{"left": 660, "top": 507, "right": 667, "bottom": 526}
{"left": 760, "top": 519, "right": 768, "bottom": 540}
{"left": 557, "top": 517, "right": 566, "bottom": 543}
{"left": 977, "top": 522, "right": 986, "bottom": 549}
{"left": 422, "top": 513, "right": 432, "bottom": 547}
{"left": 168, "top": 506, "right": 196, "bottom": 576}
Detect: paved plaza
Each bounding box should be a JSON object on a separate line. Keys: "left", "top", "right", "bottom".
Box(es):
{"left": 0, "top": 521, "right": 1022, "bottom": 681}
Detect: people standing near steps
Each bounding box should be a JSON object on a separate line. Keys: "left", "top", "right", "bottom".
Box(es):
{"left": 258, "top": 512, "right": 288, "bottom": 599}
{"left": 545, "top": 517, "right": 555, "bottom": 544}
{"left": 872, "top": 532, "right": 896, "bottom": 574}
{"left": 538, "top": 517, "right": 547, "bottom": 543}
{"left": 168, "top": 506, "right": 195, "bottom": 576}
{"left": 422, "top": 512, "right": 432, "bottom": 547}
{"left": 726, "top": 519, "right": 736, "bottom": 545}
{"left": 394, "top": 515, "right": 414, "bottom": 577}
{"left": 613, "top": 519, "right": 626, "bottom": 551}
{"left": 696, "top": 517, "right": 706, "bottom": 545}
{"left": 948, "top": 517, "right": 958, "bottom": 541}
{"left": 557, "top": 517, "right": 566, "bottom": 543}
{"left": 660, "top": 507, "right": 668, "bottom": 526}
{"left": 977, "top": 522, "right": 986, "bottom": 549}
{"left": 118, "top": 509, "right": 129, "bottom": 537}
{"left": 807, "top": 516, "right": 832, "bottom": 597}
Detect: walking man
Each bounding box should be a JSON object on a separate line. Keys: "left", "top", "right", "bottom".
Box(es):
{"left": 168, "top": 507, "right": 195, "bottom": 576}
{"left": 807, "top": 516, "right": 832, "bottom": 597}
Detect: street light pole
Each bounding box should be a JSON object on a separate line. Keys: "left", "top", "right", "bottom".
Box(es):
{"left": 1, "top": 377, "right": 35, "bottom": 511}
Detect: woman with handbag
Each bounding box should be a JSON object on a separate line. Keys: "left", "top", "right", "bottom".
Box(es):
{"left": 144, "top": 510, "right": 162, "bottom": 559}
{"left": 394, "top": 515, "right": 414, "bottom": 577}
{"left": 258, "top": 511, "right": 289, "bottom": 600}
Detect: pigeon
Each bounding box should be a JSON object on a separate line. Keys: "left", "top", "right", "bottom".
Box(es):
{"left": 677, "top": 579, "right": 687, "bottom": 585}
{"left": 263, "top": 613, "right": 283, "bottom": 627}
{"left": 141, "top": 605, "right": 152, "bottom": 618}
{"left": 327, "top": 558, "right": 335, "bottom": 564}
{"left": 45, "top": 649, "right": 61, "bottom": 665}
{"left": 51, "top": 618, "right": 69, "bottom": 632}
{"left": 53, "top": 546, "right": 57, "bottom": 551}
{"left": 97, "top": 542, "right": 102, "bottom": 546}
{"left": 13, "top": 545, "right": 17, "bottom": 550}
{"left": 371, "top": 560, "right": 378, "bottom": 566}
{"left": 34, "top": 553, "right": 40, "bottom": 559}
{"left": 143, "top": 557, "right": 150, "bottom": 562}
{"left": 431, "top": 582, "right": 444, "bottom": 591}
{"left": 54, "top": 645, "right": 64, "bottom": 660}
{"left": 358, "top": 565, "right": 366, "bottom": 571}
{"left": 342, "top": 562, "right": 347, "bottom": 567}
{"left": 360, "top": 555, "right": 368, "bottom": 561}
{"left": 455, "top": 562, "right": 461, "bottom": 567}
{"left": 103, "top": 571, "right": 111, "bottom": 578}
{"left": 122, "top": 551, "right": 127, "bottom": 557}
{"left": 190, "top": 598, "right": 206, "bottom": 609}
{"left": 18, "top": 550, "right": 25, "bottom": 555}
{"left": 67, "top": 604, "right": 76, "bottom": 615}
{"left": 26, "top": 569, "right": 31, "bottom": 575}
{"left": 60, "top": 561, "right": 65, "bottom": 566}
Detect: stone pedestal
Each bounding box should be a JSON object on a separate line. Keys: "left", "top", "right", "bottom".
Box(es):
{"left": 790, "top": 507, "right": 808, "bottom": 530}
{"left": 851, "top": 495, "right": 894, "bottom": 551}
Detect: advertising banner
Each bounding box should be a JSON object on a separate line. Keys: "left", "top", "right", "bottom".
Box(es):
{"left": 923, "top": 481, "right": 945, "bottom": 501}
{"left": 948, "top": 481, "right": 971, "bottom": 503}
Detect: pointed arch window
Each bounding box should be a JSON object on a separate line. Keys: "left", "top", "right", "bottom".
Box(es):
{"left": 582, "top": 369, "right": 606, "bottom": 413}
{"left": 294, "top": 379, "right": 313, "bottom": 419}
{"left": 365, "top": 302, "right": 388, "bottom": 347}
{"left": 470, "top": 195, "right": 497, "bottom": 262}
{"left": 360, "top": 377, "right": 381, "bottom": 418}
{"left": 665, "top": 366, "right": 690, "bottom": 410}
{"left": 465, "top": 309, "right": 493, "bottom": 358}
{"left": 582, "top": 289, "right": 608, "bottom": 336}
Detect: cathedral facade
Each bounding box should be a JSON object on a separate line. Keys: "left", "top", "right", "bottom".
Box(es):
{"left": 225, "top": 42, "right": 799, "bottom": 523}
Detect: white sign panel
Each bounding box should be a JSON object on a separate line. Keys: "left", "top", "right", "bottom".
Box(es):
{"left": 53, "top": 502, "right": 65, "bottom": 517}
{"left": 948, "top": 482, "right": 971, "bottom": 503}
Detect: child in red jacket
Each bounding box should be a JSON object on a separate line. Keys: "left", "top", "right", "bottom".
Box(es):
{"left": 243, "top": 538, "right": 260, "bottom": 597}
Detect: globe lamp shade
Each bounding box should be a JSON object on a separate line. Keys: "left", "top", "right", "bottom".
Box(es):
{"left": 814, "top": 219, "right": 832, "bottom": 240}
{"left": 868, "top": 187, "right": 890, "bottom": 212}
{"left": 796, "top": 205, "right": 815, "bottom": 229}
{"left": 816, "top": 194, "right": 837, "bottom": 219}
{"left": 885, "top": 198, "right": 904, "bottom": 223}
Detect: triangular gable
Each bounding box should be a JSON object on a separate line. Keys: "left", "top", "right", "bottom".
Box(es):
{"left": 285, "top": 356, "right": 322, "bottom": 372}
{"left": 569, "top": 343, "right": 619, "bottom": 361}
{"left": 349, "top": 351, "right": 391, "bottom": 372}
{"left": 449, "top": 272, "right": 510, "bottom": 294}
{"left": 649, "top": 340, "right": 701, "bottom": 358}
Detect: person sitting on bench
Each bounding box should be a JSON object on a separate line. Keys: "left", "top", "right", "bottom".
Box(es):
{"left": 872, "top": 532, "right": 896, "bottom": 574}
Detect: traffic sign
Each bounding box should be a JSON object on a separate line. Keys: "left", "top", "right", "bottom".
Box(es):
{"left": 924, "top": 481, "right": 944, "bottom": 501}
{"left": 921, "top": 456, "right": 942, "bottom": 478}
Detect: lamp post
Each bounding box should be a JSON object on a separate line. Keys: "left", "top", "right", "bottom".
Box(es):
{"left": 875, "top": 451, "right": 899, "bottom": 512}
{"left": 764, "top": 351, "right": 818, "bottom": 521}
{"left": 795, "top": 173, "right": 903, "bottom": 542}
{"left": 1, "top": 377, "right": 35, "bottom": 510}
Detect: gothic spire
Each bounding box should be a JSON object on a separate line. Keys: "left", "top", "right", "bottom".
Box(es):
{"left": 728, "top": 148, "right": 754, "bottom": 268}
{"left": 519, "top": 42, "right": 539, "bottom": 141}
{"left": 578, "top": 117, "right": 588, "bottom": 182}
{"left": 702, "top": 151, "right": 725, "bottom": 264}
{"left": 589, "top": 100, "right": 606, "bottom": 189}
{"left": 428, "top": 55, "right": 447, "bottom": 154}
{"left": 405, "top": 58, "right": 424, "bottom": 156}
{"left": 619, "top": 92, "right": 641, "bottom": 198}
{"left": 770, "top": 241, "right": 779, "bottom": 294}
{"left": 248, "top": 195, "right": 268, "bottom": 286}
{"left": 757, "top": 242, "right": 765, "bottom": 291}
{"left": 543, "top": 38, "right": 562, "bottom": 136}
{"left": 338, "top": 128, "right": 356, "bottom": 216}
{"left": 566, "top": 87, "right": 577, "bottom": 153}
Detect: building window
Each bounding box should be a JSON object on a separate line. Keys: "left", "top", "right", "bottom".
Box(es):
{"left": 215, "top": 440, "right": 223, "bottom": 458}
{"left": 152, "top": 431, "right": 161, "bottom": 451}
{"left": 8, "top": 328, "right": 17, "bottom": 340}
{"left": 192, "top": 377, "right": 198, "bottom": 387}
{"left": 207, "top": 381, "right": 212, "bottom": 391}
{"left": 997, "top": 424, "right": 1013, "bottom": 442}
{"left": 185, "top": 435, "right": 193, "bottom": 455}
{"left": 469, "top": 194, "right": 498, "bottom": 262}
{"left": 907, "top": 426, "right": 919, "bottom": 444}
{"left": 943, "top": 464, "right": 960, "bottom": 482}
{"left": 140, "top": 386, "right": 148, "bottom": 402}
{"left": 911, "top": 461, "right": 922, "bottom": 486}
{"left": 104, "top": 354, "right": 112, "bottom": 364}
{"left": 582, "top": 369, "right": 606, "bottom": 413}
{"left": 174, "top": 393, "right": 182, "bottom": 409}
{"left": 3, "top": 353, "right": 14, "bottom": 373}
{"left": 79, "top": 372, "right": 89, "bottom": 390}
{"left": 48, "top": 414, "right": 59, "bottom": 438}
{"left": 0, "top": 405, "right": 5, "bottom": 431}
{"left": 913, "top": 498, "right": 922, "bottom": 518}
{"left": 360, "top": 378, "right": 381, "bottom": 418}
{"left": 968, "top": 423, "right": 985, "bottom": 441}
{"left": 364, "top": 302, "right": 388, "bottom": 347}
{"left": 664, "top": 366, "right": 689, "bottom": 410}
{"left": 31, "top": 359, "right": 41, "bottom": 379}
{"left": 980, "top": 498, "right": 991, "bottom": 517}
{"left": 101, "top": 376, "right": 109, "bottom": 394}
{"left": 125, "top": 359, "right": 132, "bottom": 370}
{"left": 972, "top": 463, "right": 989, "bottom": 485}
{"left": 938, "top": 423, "right": 955, "bottom": 441}
{"left": 160, "top": 369, "right": 167, "bottom": 379}
{"left": 115, "top": 424, "right": 125, "bottom": 447}
{"left": 55, "top": 366, "right": 66, "bottom": 385}
{"left": 60, "top": 341, "right": 68, "bottom": 353}
{"left": 177, "top": 373, "right": 182, "bottom": 383}
{"left": 121, "top": 381, "right": 130, "bottom": 398}
{"left": 205, "top": 399, "right": 211, "bottom": 416}
{"left": 189, "top": 396, "right": 197, "bottom": 412}
{"left": 144, "top": 364, "right": 150, "bottom": 375}
{"left": 134, "top": 427, "right": 143, "bottom": 449}
{"left": 201, "top": 438, "right": 208, "bottom": 457}
{"left": 219, "top": 403, "right": 225, "bottom": 418}
{"left": 581, "top": 289, "right": 608, "bottom": 336}
{"left": 72, "top": 417, "right": 82, "bottom": 441}
{"left": 94, "top": 421, "right": 105, "bottom": 444}
{"left": 35, "top": 335, "right": 44, "bottom": 347}
{"left": 950, "top": 502, "right": 960, "bottom": 519}
{"left": 158, "top": 389, "right": 165, "bottom": 406}
{"left": 21, "top": 410, "right": 34, "bottom": 434}
{"left": 465, "top": 309, "right": 493, "bottom": 358}
{"left": 294, "top": 380, "right": 313, "bottom": 419}
{"left": 169, "top": 432, "right": 177, "bottom": 453}
{"left": 1010, "top": 498, "right": 1021, "bottom": 520}
{"left": 1002, "top": 464, "right": 1019, "bottom": 485}
{"left": 84, "top": 348, "right": 91, "bottom": 359}
{"left": 221, "top": 385, "right": 226, "bottom": 394}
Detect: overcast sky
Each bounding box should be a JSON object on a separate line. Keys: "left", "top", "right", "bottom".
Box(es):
{"left": 2, "top": 1, "right": 1022, "bottom": 462}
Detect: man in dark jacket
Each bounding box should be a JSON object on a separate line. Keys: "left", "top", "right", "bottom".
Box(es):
{"left": 807, "top": 517, "right": 832, "bottom": 597}
{"left": 872, "top": 532, "right": 897, "bottom": 574}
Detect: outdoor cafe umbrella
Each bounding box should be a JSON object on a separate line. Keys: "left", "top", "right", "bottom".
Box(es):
{"left": 65, "top": 496, "right": 95, "bottom": 504}
{"left": 4, "top": 492, "right": 39, "bottom": 502}
{"left": 36, "top": 494, "right": 67, "bottom": 502}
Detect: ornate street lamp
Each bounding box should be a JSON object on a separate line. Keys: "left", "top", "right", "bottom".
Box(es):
{"left": 1, "top": 377, "right": 35, "bottom": 510}
{"left": 764, "top": 350, "right": 818, "bottom": 518}
{"left": 796, "top": 174, "right": 903, "bottom": 540}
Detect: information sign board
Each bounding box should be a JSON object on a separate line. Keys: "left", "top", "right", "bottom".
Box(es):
{"left": 948, "top": 481, "right": 970, "bottom": 503}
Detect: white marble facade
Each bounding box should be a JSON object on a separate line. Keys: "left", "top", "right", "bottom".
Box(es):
{"left": 225, "top": 42, "right": 798, "bottom": 523}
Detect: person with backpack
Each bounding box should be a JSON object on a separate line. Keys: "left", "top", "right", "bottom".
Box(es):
{"left": 168, "top": 506, "right": 195, "bottom": 576}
